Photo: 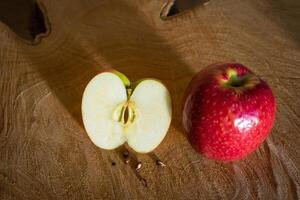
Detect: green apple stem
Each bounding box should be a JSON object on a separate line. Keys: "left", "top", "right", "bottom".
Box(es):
{"left": 127, "top": 88, "right": 132, "bottom": 97}
{"left": 220, "top": 68, "right": 258, "bottom": 90}
{"left": 113, "top": 70, "right": 131, "bottom": 88}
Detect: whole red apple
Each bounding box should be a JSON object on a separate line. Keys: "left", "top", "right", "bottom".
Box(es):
{"left": 183, "top": 63, "right": 276, "bottom": 161}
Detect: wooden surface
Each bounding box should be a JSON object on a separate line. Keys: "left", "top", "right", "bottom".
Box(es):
{"left": 0, "top": 0, "right": 300, "bottom": 199}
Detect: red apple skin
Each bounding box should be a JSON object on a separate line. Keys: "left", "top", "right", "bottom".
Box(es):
{"left": 183, "top": 63, "right": 276, "bottom": 161}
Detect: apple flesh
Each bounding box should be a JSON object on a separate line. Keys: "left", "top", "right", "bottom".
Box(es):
{"left": 82, "top": 70, "right": 172, "bottom": 153}
{"left": 183, "top": 63, "right": 276, "bottom": 161}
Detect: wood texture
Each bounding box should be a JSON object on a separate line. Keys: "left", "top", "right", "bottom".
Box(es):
{"left": 0, "top": 0, "right": 300, "bottom": 199}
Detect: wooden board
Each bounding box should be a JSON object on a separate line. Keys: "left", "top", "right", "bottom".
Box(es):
{"left": 0, "top": 0, "right": 300, "bottom": 199}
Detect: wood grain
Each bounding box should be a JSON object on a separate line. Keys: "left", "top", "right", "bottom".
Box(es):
{"left": 0, "top": 0, "right": 300, "bottom": 199}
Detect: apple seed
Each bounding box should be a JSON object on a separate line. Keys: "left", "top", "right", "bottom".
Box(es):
{"left": 136, "top": 162, "right": 142, "bottom": 170}
{"left": 156, "top": 160, "right": 166, "bottom": 167}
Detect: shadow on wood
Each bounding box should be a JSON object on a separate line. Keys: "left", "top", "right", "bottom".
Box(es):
{"left": 3, "top": 1, "right": 193, "bottom": 137}
{"left": 161, "top": 0, "right": 210, "bottom": 19}
{"left": 0, "top": 0, "right": 47, "bottom": 42}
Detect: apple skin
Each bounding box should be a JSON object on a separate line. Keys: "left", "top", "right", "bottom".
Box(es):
{"left": 182, "top": 63, "right": 276, "bottom": 161}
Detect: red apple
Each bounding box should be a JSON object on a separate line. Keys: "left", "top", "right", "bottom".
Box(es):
{"left": 183, "top": 63, "right": 276, "bottom": 161}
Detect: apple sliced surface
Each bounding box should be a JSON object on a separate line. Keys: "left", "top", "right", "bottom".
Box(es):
{"left": 82, "top": 70, "right": 172, "bottom": 153}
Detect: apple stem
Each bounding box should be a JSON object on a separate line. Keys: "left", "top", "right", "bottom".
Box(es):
{"left": 220, "top": 68, "right": 257, "bottom": 90}
{"left": 225, "top": 69, "right": 246, "bottom": 87}
{"left": 127, "top": 88, "right": 132, "bottom": 97}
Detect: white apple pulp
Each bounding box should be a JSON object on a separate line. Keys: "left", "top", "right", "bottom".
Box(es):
{"left": 82, "top": 72, "right": 172, "bottom": 153}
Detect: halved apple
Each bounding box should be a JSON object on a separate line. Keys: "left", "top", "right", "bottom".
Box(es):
{"left": 81, "top": 70, "right": 172, "bottom": 153}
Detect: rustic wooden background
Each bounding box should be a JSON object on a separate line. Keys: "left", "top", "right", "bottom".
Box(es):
{"left": 0, "top": 0, "right": 299, "bottom": 199}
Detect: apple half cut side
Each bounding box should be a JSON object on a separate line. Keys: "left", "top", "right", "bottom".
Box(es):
{"left": 81, "top": 70, "right": 172, "bottom": 153}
